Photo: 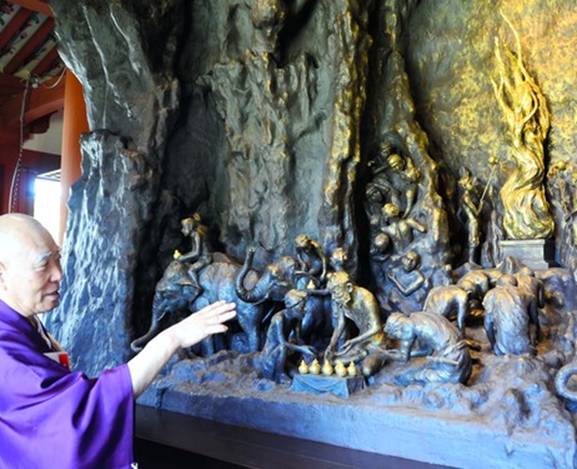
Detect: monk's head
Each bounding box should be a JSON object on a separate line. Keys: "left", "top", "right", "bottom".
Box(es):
{"left": 0, "top": 214, "right": 61, "bottom": 317}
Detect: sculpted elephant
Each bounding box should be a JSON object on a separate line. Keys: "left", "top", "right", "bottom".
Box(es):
{"left": 236, "top": 247, "right": 330, "bottom": 344}
{"left": 235, "top": 248, "right": 299, "bottom": 303}
{"left": 131, "top": 258, "right": 262, "bottom": 353}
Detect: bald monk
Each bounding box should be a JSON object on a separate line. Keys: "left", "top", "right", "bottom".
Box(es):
{"left": 0, "top": 214, "right": 236, "bottom": 468}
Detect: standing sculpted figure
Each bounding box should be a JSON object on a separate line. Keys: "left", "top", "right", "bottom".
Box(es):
{"left": 458, "top": 168, "right": 483, "bottom": 264}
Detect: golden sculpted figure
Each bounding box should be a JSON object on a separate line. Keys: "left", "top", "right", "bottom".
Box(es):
{"left": 491, "top": 13, "right": 554, "bottom": 240}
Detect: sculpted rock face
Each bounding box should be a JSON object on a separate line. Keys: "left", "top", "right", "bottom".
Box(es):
{"left": 46, "top": 0, "right": 183, "bottom": 374}
{"left": 168, "top": 0, "right": 370, "bottom": 268}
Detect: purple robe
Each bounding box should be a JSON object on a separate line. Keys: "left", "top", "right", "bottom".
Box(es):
{"left": 0, "top": 300, "right": 134, "bottom": 468}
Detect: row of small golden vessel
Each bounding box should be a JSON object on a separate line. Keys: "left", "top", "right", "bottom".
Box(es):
{"left": 298, "top": 359, "right": 358, "bottom": 377}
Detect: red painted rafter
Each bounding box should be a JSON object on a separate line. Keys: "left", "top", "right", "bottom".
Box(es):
{"left": 0, "top": 72, "right": 24, "bottom": 93}
{"left": 6, "top": 0, "right": 53, "bottom": 17}
{"left": 3, "top": 17, "right": 55, "bottom": 75}
{"left": 0, "top": 8, "right": 33, "bottom": 52}
{"left": 31, "top": 46, "right": 59, "bottom": 77}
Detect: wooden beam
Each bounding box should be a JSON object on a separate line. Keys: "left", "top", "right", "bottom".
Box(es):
{"left": 0, "top": 8, "right": 33, "bottom": 52}
{"left": 3, "top": 17, "right": 55, "bottom": 75}
{"left": 0, "top": 78, "right": 64, "bottom": 127}
{"left": 31, "top": 46, "right": 59, "bottom": 77}
{"left": 6, "top": 0, "right": 53, "bottom": 17}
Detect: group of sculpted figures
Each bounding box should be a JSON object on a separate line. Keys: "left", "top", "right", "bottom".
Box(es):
{"left": 131, "top": 212, "right": 550, "bottom": 390}
{"left": 128, "top": 15, "right": 577, "bottom": 407}
{"left": 365, "top": 143, "right": 427, "bottom": 265}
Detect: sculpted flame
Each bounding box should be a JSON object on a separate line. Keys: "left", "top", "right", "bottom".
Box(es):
{"left": 491, "top": 12, "right": 554, "bottom": 240}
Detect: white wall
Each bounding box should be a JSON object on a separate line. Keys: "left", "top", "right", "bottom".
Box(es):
{"left": 23, "top": 110, "right": 63, "bottom": 156}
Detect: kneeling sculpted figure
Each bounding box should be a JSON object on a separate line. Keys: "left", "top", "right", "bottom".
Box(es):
{"left": 482, "top": 275, "right": 538, "bottom": 355}
{"left": 256, "top": 290, "right": 317, "bottom": 383}
{"left": 423, "top": 285, "right": 470, "bottom": 333}
{"left": 384, "top": 312, "right": 473, "bottom": 385}
{"left": 514, "top": 267, "right": 544, "bottom": 342}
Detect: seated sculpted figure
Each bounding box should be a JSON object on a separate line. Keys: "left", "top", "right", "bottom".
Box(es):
{"left": 329, "top": 247, "right": 348, "bottom": 273}
{"left": 366, "top": 143, "right": 421, "bottom": 217}
{"left": 366, "top": 143, "right": 403, "bottom": 211}
{"left": 256, "top": 290, "right": 316, "bottom": 383}
{"left": 482, "top": 274, "right": 539, "bottom": 355}
{"left": 175, "top": 213, "right": 212, "bottom": 289}
{"left": 384, "top": 312, "right": 473, "bottom": 385}
{"left": 385, "top": 152, "right": 421, "bottom": 217}
{"left": 380, "top": 203, "right": 427, "bottom": 252}
{"left": 387, "top": 251, "right": 429, "bottom": 313}
{"left": 314, "top": 272, "right": 386, "bottom": 376}
{"left": 294, "top": 234, "right": 327, "bottom": 288}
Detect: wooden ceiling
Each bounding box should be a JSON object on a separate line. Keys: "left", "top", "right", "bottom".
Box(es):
{"left": 0, "top": 0, "right": 64, "bottom": 133}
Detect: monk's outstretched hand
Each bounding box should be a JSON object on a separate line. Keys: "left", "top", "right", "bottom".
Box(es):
{"left": 128, "top": 300, "right": 236, "bottom": 398}
{"left": 167, "top": 301, "right": 237, "bottom": 349}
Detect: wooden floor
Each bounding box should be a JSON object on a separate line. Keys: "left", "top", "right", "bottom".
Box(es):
{"left": 135, "top": 405, "right": 451, "bottom": 469}
{"left": 134, "top": 438, "right": 243, "bottom": 469}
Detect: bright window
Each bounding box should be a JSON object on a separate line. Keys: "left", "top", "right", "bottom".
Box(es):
{"left": 33, "top": 170, "right": 61, "bottom": 244}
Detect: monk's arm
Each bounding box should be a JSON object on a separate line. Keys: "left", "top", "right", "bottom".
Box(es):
{"left": 127, "top": 301, "right": 236, "bottom": 397}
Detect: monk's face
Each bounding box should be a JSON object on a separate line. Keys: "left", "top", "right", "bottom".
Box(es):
{"left": 0, "top": 219, "right": 62, "bottom": 317}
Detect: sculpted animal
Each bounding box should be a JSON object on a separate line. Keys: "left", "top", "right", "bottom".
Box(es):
{"left": 131, "top": 257, "right": 262, "bottom": 354}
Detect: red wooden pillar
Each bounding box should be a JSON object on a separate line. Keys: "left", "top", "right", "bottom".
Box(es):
{"left": 0, "top": 132, "right": 19, "bottom": 214}
{"left": 59, "top": 70, "right": 89, "bottom": 244}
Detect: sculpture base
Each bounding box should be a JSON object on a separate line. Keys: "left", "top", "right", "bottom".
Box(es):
{"left": 499, "top": 239, "right": 555, "bottom": 270}
{"left": 137, "top": 343, "right": 577, "bottom": 468}
{"left": 291, "top": 374, "right": 365, "bottom": 398}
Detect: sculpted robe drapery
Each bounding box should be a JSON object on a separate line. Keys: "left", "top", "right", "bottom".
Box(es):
{"left": 0, "top": 300, "right": 134, "bottom": 468}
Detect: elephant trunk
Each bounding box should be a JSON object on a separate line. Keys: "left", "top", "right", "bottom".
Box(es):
{"left": 130, "top": 294, "right": 166, "bottom": 352}
{"left": 555, "top": 359, "right": 577, "bottom": 402}
{"left": 235, "top": 248, "right": 269, "bottom": 303}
